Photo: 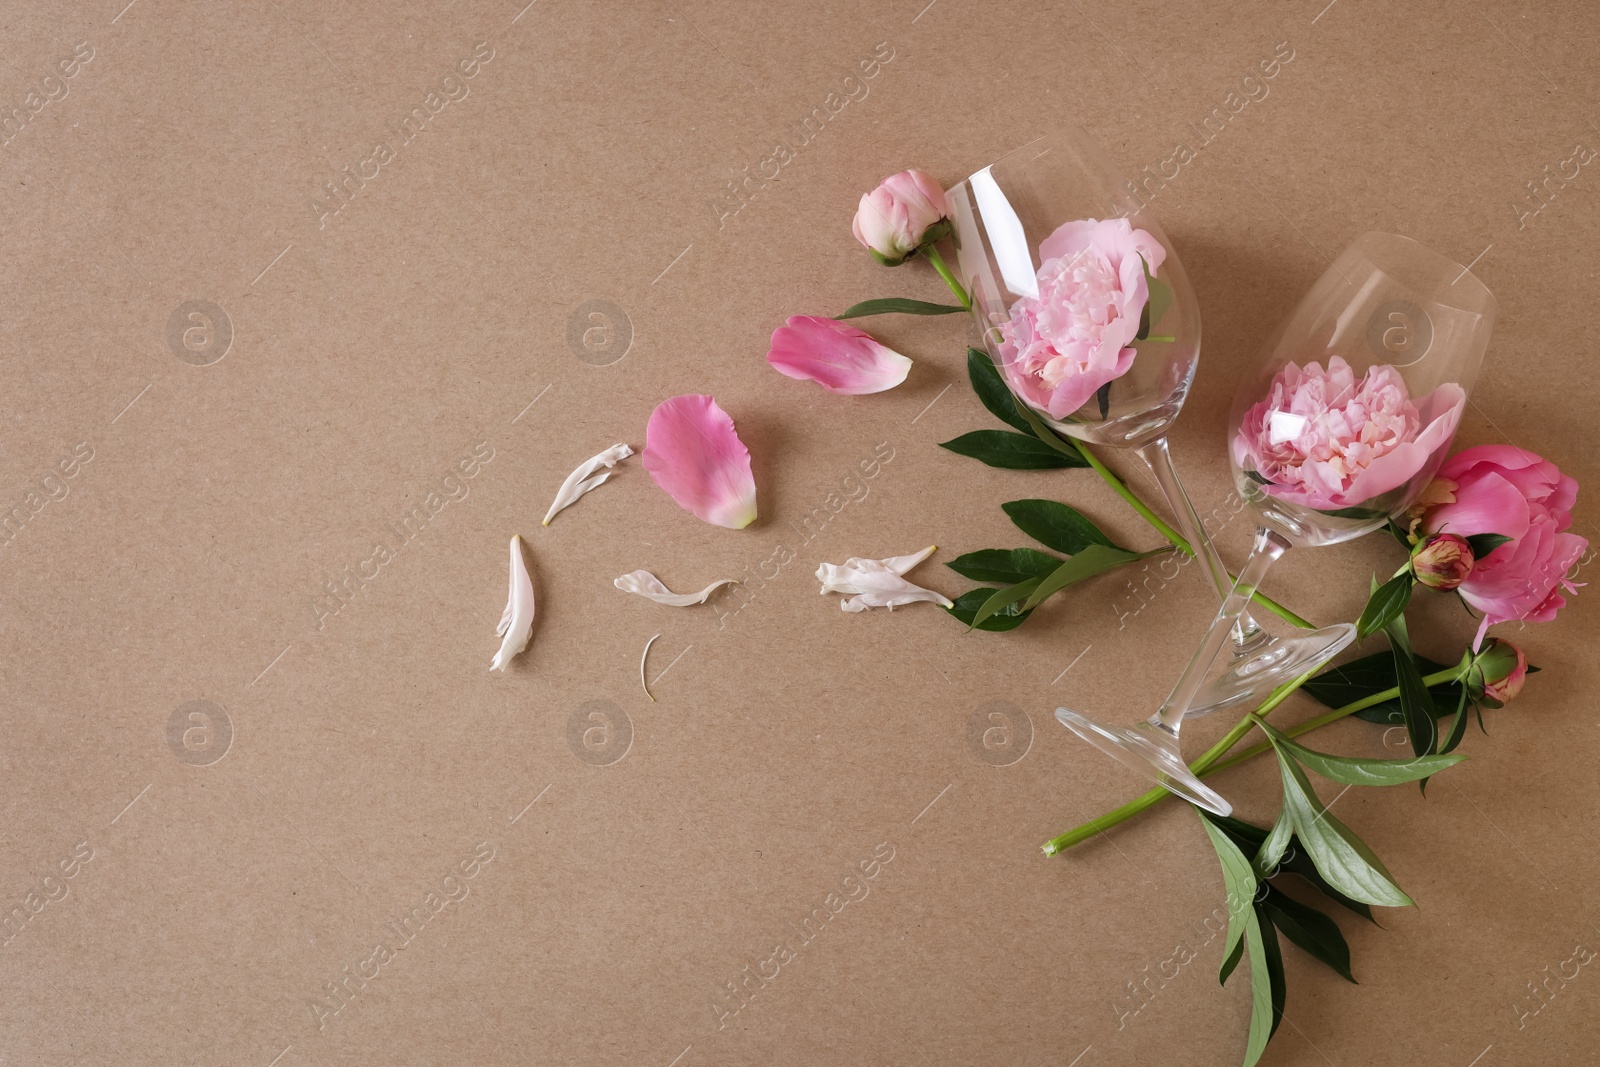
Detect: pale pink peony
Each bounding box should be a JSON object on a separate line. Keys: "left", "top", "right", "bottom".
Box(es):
{"left": 1418, "top": 444, "right": 1587, "bottom": 645}
{"left": 852, "top": 170, "right": 951, "bottom": 266}
{"left": 1232, "top": 355, "right": 1465, "bottom": 512}
{"left": 996, "top": 218, "right": 1165, "bottom": 420}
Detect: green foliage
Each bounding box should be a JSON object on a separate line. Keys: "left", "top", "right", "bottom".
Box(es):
{"left": 1356, "top": 572, "right": 1413, "bottom": 639}
{"left": 833, "top": 297, "right": 968, "bottom": 319}
{"left": 938, "top": 430, "right": 1085, "bottom": 469}
{"left": 1198, "top": 814, "right": 1277, "bottom": 1067}
{"left": 942, "top": 587, "right": 1033, "bottom": 631}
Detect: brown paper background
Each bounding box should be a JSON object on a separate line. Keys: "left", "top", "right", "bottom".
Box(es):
{"left": 1, "top": 0, "right": 1596, "bottom": 1064}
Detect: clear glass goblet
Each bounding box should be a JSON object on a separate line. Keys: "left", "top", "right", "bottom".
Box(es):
{"left": 1054, "top": 231, "right": 1495, "bottom": 814}
{"left": 947, "top": 127, "right": 1354, "bottom": 716}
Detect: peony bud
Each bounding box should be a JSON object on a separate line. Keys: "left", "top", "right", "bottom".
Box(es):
{"left": 1412, "top": 533, "right": 1474, "bottom": 591}
{"left": 1467, "top": 638, "right": 1527, "bottom": 707}
{"left": 851, "top": 169, "right": 951, "bottom": 266}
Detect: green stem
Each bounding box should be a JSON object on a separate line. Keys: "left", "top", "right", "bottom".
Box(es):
{"left": 1011, "top": 403, "right": 1315, "bottom": 630}
{"left": 922, "top": 245, "right": 971, "bottom": 311}
{"left": 1040, "top": 664, "right": 1470, "bottom": 855}
{"left": 1206, "top": 665, "right": 1465, "bottom": 776}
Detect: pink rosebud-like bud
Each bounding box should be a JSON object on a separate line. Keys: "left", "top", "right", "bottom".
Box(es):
{"left": 1468, "top": 638, "right": 1527, "bottom": 707}
{"left": 852, "top": 169, "right": 951, "bottom": 266}
{"left": 1412, "top": 534, "right": 1474, "bottom": 590}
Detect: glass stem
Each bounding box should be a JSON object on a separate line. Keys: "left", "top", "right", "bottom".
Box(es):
{"left": 1132, "top": 437, "right": 1269, "bottom": 655}
{"left": 1150, "top": 527, "right": 1290, "bottom": 734}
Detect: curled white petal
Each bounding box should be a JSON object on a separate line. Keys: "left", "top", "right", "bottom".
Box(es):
{"left": 614, "top": 570, "right": 736, "bottom": 607}
{"left": 815, "top": 546, "right": 952, "bottom": 612}
{"left": 490, "top": 535, "right": 536, "bottom": 671}
{"left": 543, "top": 443, "right": 634, "bottom": 525}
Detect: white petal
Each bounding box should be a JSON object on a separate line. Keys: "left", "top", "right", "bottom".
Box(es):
{"left": 490, "top": 535, "right": 536, "bottom": 671}
{"left": 815, "top": 546, "right": 951, "bottom": 610}
{"left": 877, "top": 545, "right": 938, "bottom": 575}
{"left": 615, "top": 569, "right": 735, "bottom": 607}
{"left": 543, "top": 443, "right": 633, "bottom": 525}
{"left": 840, "top": 585, "right": 954, "bottom": 612}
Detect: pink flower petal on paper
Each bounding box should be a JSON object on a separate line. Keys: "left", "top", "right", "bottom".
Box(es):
{"left": 642, "top": 395, "right": 758, "bottom": 529}
{"left": 767, "top": 316, "right": 913, "bottom": 395}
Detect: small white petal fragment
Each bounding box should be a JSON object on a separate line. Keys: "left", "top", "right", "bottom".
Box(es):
{"left": 815, "top": 545, "right": 953, "bottom": 612}
{"left": 543, "top": 443, "right": 634, "bottom": 525}
{"left": 490, "top": 535, "right": 536, "bottom": 672}
{"left": 640, "top": 632, "right": 661, "bottom": 703}
{"left": 614, "top": 569, "right": 736, "bottom": 607}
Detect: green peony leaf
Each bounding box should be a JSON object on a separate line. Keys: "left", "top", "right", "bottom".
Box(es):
{"left": 1464, "top": 532, "right": 1513, "bottom": 558}
{"left": 938, "top": 430, "right": 1087, "bottom": 470}
{"left": 1438, "top": 685, "right": 1471, "bottom": 755}
{"left": 1209, "top": 814, "right": 1376, "bottom": 924}
{"left": 968, "top": 578, "right": 1041, "bottom": 630}
{"left": 1256, "top": 900, "right": 1287, "bottom": 1039}
{"left": 1356, "top": 572, "right": 1413, "bottom": 640}
{"left": 1388, "top": 633, "right": 1438, "bottom": 765}
{"left": 1198, "top": 813, "right": 1276, "bottom": 1067}
{"left": 1220, "top": 931, "right": 1246, "bottom": 986}
{"left": 1001, "top": 499, "right": 1122, "bottom": 555}
{"left": 1256, "top": 721, "right": 1465, "bottom": 786}
{"left": 1302, "top": 651, "right": 1463, "bottom": 725}
{"left": 944, "top": 548, "right": 1063, "bottom": 584}
{"left": 1256, "top": 803, "right": 1295, "bottom": 882}
{"left": 1135, "top": 254, "right": 1174, "bottom": 341}
{"left": 966, "top": 348, "right": 1033, "bottom": 433}
{"left": 834, "top": 297, "right": 967, "bottom": 319}
{"left": 942, "top": 587, "right": 1033, "bottom": 632}
{"left": 1020, "top": 544, "right": 1150, "bottom": 611}
{"left": 1262, "top": 885, "right": 1356, "bottom": 983}
{"left": 1270, "top": 744, "right": 1414, "bottom": 908}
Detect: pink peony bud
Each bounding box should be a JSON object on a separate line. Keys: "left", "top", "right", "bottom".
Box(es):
{"left": 1469, "top": 638, "right": 1527, "bottom": 707}
{"left": 852, "top": 170, "right": 951, "bottom": 266}
{"left": 1412, "top": 534, "right": 1474, "bottom": 590}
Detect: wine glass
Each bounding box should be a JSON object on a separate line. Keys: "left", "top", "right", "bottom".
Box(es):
{"left": 946, "top": 127, "right": 1355, "bottom": 716}
{"left": 1054, "top": 231, "right": 1495, "bottom": 814}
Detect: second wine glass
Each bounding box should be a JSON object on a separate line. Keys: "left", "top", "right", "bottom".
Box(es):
{"left": 1055, "top": 231, "right": 1495, "bottom": 814}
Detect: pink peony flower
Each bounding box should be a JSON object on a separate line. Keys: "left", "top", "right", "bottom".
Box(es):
{"left": 1413, "top": 533, "right": 1473, "bottom": 590}
{"left": 766, "top": 316, "right": 913, "bottom": 394}
{"left": 996, "top": 218, "right": 1165, "bottom": 420}
{"left": 852, "top": 170, "right": 951, "bottom": 266}
{"left": 1232, "top": 355, "right": 1465, "bottom": 512}
{"left": 1418, "top": 444, "right": 1587, "bottom": 645}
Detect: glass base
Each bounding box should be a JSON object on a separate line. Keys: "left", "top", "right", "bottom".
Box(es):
{"left": 1187, "top": 623, "right": 1358, "bottom": 718}
{"left": 1054, "top": 710, "right": 1232, "bottom": 816}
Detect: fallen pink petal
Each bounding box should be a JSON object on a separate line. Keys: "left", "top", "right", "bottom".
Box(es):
{"left": 641, "top": 394, "right": 759, "bottom": 529}
{"left": 767, "top": 316, "right": 914, "bottom": 395}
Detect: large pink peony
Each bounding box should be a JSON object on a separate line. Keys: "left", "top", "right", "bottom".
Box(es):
{"left": 1417, "top": 444, "right": 1587, "bottom": 645}
{"left": 1232, "top": 356, "right": 1465, "bottom": 512}
{"left": 996, "top": 218, "right": 1165, "bottom": 420}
